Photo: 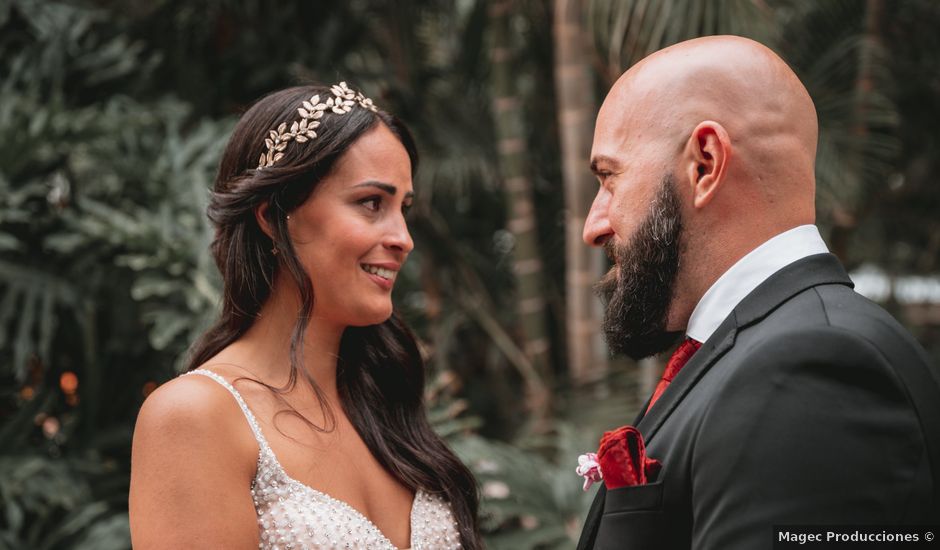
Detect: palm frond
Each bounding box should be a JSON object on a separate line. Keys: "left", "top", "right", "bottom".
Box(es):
{"left": 588, "top": 0, "right": 778, "bottom": 80}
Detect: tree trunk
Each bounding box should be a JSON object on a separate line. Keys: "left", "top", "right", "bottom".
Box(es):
{"left": 488, "top": 0, "right": 552, "bottom": 421}
{"left": 553, "top": 0, "right": 608, "bottom": 384}
{"left": 831, "top": 0, "right": 884, "bottom": 264}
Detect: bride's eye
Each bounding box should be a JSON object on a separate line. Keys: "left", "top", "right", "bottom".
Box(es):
{"left": 360, "top": 197, "right": 381, "bottom": 212}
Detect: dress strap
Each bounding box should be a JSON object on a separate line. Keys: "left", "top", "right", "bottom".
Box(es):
{"left": 185, "top": 369, "right": 271, "bottom": 450}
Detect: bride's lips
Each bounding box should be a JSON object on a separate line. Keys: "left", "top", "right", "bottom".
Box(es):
{"left": 360, "top": 262, "right": 399, "bottom": 291}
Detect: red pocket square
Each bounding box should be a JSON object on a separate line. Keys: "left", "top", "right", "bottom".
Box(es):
{"left": 597, "top": 426, "right": 661, "bottom": 490}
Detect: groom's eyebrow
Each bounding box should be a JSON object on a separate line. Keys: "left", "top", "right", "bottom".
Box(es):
{"left": 590, "top": 155, "right": 621, "bottom": 176}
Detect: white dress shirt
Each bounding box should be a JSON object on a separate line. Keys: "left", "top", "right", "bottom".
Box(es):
{"left": 686, "top": 225, "right": 830, "bottom": 343}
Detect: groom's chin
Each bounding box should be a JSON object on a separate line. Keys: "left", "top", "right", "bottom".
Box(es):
{"left": 605, "top": 329, "right": 683, "bottom": 361}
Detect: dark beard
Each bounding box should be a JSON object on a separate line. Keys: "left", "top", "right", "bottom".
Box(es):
{"left": 595, "top": 174, "right": 684, "bottom": 360}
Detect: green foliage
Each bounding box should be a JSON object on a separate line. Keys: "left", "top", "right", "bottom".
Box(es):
{"left": 454, "top": 433, "right": 585, "bottom": 549}
{"left": 0, "top": 1, "right": 223, "bottom": 545}
{"left": 442, "top": 367, "right": 645, "bottom": 548}
{"left": 0, "top": 454, "right": 130, "bottom": 550}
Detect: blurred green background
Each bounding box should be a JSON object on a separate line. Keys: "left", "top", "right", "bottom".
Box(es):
{"left": 2, "top": 0, "right": 938, "bottom": 548}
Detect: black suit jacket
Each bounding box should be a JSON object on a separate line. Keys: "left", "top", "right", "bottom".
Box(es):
{"left": 577, "top": 254, "right": 940, "bottom": 550}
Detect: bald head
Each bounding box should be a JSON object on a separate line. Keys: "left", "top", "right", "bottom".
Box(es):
{"left": 596, "top": 35, "right": 818, "bottom": 210}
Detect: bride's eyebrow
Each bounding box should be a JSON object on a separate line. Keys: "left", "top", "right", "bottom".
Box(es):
{"left": 352, "top": 181, "right": 415, "bottom": 200}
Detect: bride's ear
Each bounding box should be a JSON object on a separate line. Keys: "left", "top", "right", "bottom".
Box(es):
{"left": 255, "top": 201, "right": 275, "bottom": 239}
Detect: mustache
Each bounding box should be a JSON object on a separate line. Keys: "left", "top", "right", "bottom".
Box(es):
{"left": 603, "top": 240, "right": 617, "bottom": 263}
{"left": 595, "top": 245, "right": 620, "bottom": 301}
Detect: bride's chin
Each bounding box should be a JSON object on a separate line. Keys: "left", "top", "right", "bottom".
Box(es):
{"left": 350, "top": 305, "right": 394, "bottom": 327}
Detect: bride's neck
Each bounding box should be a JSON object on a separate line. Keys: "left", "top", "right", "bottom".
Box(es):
{"left": 235, "top": 278, "right": 344, "bottom": 400}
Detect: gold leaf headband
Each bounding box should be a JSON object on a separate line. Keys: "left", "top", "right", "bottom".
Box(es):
{"left": 257, "top": 82, "right": 379, "bottom": 170}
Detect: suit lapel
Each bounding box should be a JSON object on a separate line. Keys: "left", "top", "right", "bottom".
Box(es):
{"left": 578, "top": 329, "right": 738, "bottom": 550}
{"left": 638, "top": 253, "right": 852, "bottom": 443}
{"left": 576, "top": 393, "right": 653, "bottom": 550}
{"left": 732, "top": 253, "right": 852, "bottom": 327}
{"left": 576, "top": 253, "right": 853, "bottom": 549}
{"left": 637, "top": 317, "right": 737, "bottom": 442}
{"left": 576, "top": 485, "right": 606, "bottom": 550}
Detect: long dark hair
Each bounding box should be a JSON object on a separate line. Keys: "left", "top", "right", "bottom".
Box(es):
{"left": 187, "top": 84, "right": 481, "bottom": 549}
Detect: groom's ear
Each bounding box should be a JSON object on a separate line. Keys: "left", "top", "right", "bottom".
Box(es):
{"left": 682, "top": 121, "right": 730, "bottom": 210}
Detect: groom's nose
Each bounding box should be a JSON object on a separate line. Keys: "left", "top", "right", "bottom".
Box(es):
{"left": 583, "top": 187, "right": 613, "bottom": 247}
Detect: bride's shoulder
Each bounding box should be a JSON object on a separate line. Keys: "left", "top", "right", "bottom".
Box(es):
{"left": 133, "top": 370, "right": 256, "bottom": 460}
{"left": 138, "top": 372, "right": 232, "bottom": 424}
{"left": 130, "top": 370, "right": 261, "bottom": 546}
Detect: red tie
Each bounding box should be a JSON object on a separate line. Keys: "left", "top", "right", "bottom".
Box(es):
{"left": 647, "top": 338, "right": 702, "bottom": 413}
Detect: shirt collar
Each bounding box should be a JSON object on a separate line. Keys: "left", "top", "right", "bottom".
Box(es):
{"left": 686, "top": 225, "right": 830, "bottom": 343}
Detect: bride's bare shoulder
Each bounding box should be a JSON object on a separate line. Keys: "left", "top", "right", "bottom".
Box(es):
{"left": 137, "top": 373, "right": 233, "bottom": 430}
{"left": 132, "top": 371, "right": 258, "bottom": 468}
{"left": 130, "top": 372, "right": 261, "bottom": 548}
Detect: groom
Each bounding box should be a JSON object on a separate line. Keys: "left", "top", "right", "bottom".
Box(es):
{"left": 576, "top": 36, "right": 940, "bottom": 549}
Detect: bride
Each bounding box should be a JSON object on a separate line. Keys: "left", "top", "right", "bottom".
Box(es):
{"left": 129, "top": 82, "right": 481, "bottom": 549}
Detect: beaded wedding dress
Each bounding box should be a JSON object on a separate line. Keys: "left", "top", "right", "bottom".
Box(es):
{"left": 187, "top": 369, "right": 462, "bottom": 550}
